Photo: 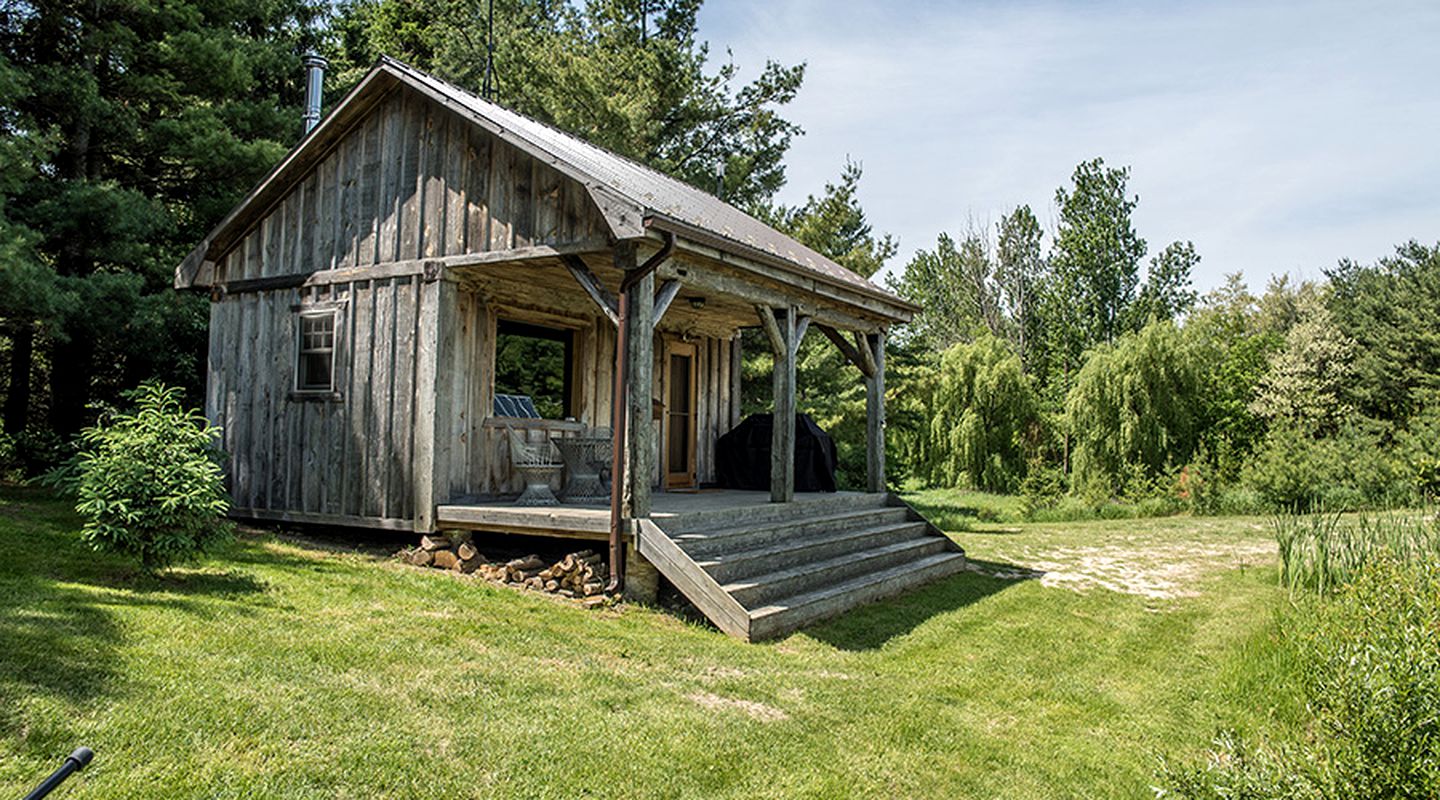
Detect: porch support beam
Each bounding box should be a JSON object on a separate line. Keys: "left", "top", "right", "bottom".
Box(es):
{"left": 756, "top": 305, "right": 799, "bottom": 503}
{"left": 657, "top": 261, "right": 883, "bottom": 334}
{"left": 864, "top": 330, "right": 887, "bottom": 493}
{"left": 816, "top": 324, "right": 874, "bottom": 379}
{"left": 561, "top": 254, "right": 618, "bottom": 325}
{"left": 651, "top": 279, "right": 682, "bottom": 328}
{"left": 617, "top": 242, "right": 655, "bottom": 520}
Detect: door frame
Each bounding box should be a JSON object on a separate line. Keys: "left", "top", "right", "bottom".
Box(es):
{"left": 663, "top": 339, "right": 698, "bottom": 489}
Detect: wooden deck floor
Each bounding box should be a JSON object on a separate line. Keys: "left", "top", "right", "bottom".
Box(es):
{"left": 436, "top": 490, "right": 875, "bottom": 539}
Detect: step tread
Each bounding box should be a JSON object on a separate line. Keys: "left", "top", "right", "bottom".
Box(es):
{"left": 748, "top": 552, "right": 967, "bottom": 622}
{"left": 721, "top": 536, "right": 945, "bottom": 596}
{"left": 694, "top": 520, "right": 927, "bottom": 569}
{"left": 673, "top": 507, "right": 908, "bottom": 544}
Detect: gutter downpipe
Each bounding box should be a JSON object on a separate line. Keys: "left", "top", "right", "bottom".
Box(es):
{"left": 606, "top": 230, "right": 675, "bottom": 593}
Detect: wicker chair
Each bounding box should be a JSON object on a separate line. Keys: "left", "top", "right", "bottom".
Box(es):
{"left": 506, "top": 426, "right": 563, "bottom": 506}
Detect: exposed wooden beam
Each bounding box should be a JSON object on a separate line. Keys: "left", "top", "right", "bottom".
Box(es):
{"left": 210, "top": 240, "right": 613, "bottom": 296}
{"left": 618, "top": 245, "right": 654, "bottom": 519}
{"left": 561, "top": 253, "right": 618, "bottom": 325}
{"left": 729, "top": 332, "right": 743, "bottom": 429}
{"left": 665, "top": 261, "right": 883, "bottom": 334}
{"left": 816, "top": 324, "right": 874, "bottom": 378}
{"left": 854, "top": 330, "right": 878, "bottom": 378}
{"left": 644, "top": 216, "right": 919, "bottom": 321}
{"left": 755, "top": 305, "right": 785, "bottom": 355}
{"left": 755, "top": 305, "right": 797, "bottom": 503}
{"left": 792, "top": 315, "right": 811, "bottom": 359}
{"left": 652, "top": 279, "right": 682, "bottom": 328}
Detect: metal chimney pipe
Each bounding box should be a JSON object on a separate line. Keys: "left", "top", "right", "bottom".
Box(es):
{"left": 302, "top": 53, "right": 328, "bottom": 135}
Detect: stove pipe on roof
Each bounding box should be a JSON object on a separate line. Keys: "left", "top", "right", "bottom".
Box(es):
{"left": 302, "top": 53, "right": 328, "bottom": 136}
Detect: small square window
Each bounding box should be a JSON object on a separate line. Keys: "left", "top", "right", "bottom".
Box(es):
{"left": 296, "top": 311, "right": 337, "bottom": 392}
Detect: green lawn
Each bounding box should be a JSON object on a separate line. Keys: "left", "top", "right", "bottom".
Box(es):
{"left": 1, "top": 486, "right": 1302, "bottom": 799}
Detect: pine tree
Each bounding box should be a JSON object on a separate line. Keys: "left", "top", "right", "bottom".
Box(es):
{"left": 333, "top": 0, "right": 804, "bottom": 208}
{"left": 2, "top": 0, "right": 325, "bottom": 437}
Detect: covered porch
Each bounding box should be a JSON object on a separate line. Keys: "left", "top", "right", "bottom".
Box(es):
{"left": 427, "top": 228, "right": 964, "bottom": 641}
{"left": 437, "top": 489, "right": 884, "bottom": 540}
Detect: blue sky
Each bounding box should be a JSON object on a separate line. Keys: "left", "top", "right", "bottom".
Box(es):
{"left": 696, "top": 0, "right": 1440, "bottom": 291}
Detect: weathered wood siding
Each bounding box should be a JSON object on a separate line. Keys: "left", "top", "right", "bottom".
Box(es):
{"left": 656, "top": 334, "right": 738, "bottom": 487}
{"left": 208, "top": 277, "right": 428, "bottom": 527}
{"left": 214, "top": 85, "right": 608, "bottom": 284}
{"left": 432, "top": 289, "right": 741, "bottom": 500}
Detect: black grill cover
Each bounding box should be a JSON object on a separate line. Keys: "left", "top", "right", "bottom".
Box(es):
{"left": 716, "top": 413, "right": 838, "bottom": 493}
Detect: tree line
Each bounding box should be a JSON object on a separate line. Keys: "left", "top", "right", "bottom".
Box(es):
{"left": 3, "top": 0, "right": 1436, "bottom": 515}
{"left": 0, "top": 0, "right": 804, "bottom": 472}
{"left": 881, "top": 167, "right": 1440, "bottom": 512}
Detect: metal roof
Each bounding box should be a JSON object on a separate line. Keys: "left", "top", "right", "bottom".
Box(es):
{"left": 176, "top": 58, "right": 914, "bottom": 317}
{"left": 383, "top": 59, "right": 908, "bottom": 309}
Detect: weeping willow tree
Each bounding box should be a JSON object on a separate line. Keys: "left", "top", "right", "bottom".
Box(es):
{"left": 1065, "top": 321, "right": 1203, "bottom": 495}
{"left": 924, "top": 335, "right": 1040, "bottom": 492}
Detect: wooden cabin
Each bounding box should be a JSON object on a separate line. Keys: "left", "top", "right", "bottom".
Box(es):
{"left": 175, "top": 58, "right": 964, "bottom": 640}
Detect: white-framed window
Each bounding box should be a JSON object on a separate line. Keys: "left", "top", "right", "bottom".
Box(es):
{"left": 295, "top": 310, "right": 338, "bottom": 393}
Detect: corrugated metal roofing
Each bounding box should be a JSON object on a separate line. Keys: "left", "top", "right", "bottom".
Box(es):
{"left": 385, "top": 58, "right": 901, "bottom": 305}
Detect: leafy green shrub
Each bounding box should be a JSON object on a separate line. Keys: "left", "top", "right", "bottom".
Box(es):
{"left": 1241, "top": 425, "right": 1343, "bottom": 512}
{"left": 1209, "top": 485, "right": 1266, "bottom": 516}
{"left": 1155, "top": 730, "right": 1317, "bottom": 799}
{"left": 1397, "top": 393, "right": 1440, "bottom": 501}
{"left": 1296, "top": 557, "right": 1440, "bottom": 797}
{"left": 59, "top": 382, "right": 230, "bottom": 572}
{"left": 0, "top": 432, "right": 14, "bottom": 482}
{"left": 1018, "top": 457, "right": 1064, "bottom": 519}
{"left": 1243, "top": 422, "right": 1412, "bottom": 512}
{"left": 1158, "top": 558, "right": 1440, "bottom": 799}
{"left": 0, "top": 426, "right": 74, "bottom": 480}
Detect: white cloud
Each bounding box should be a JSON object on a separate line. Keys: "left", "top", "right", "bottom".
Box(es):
{"left": 698, "top": 0, "right": 1440, "bottom": 290}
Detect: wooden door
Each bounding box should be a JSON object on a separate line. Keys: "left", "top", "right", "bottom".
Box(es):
{"left": 664, "top": 341, "right": 698, "bottom": 488}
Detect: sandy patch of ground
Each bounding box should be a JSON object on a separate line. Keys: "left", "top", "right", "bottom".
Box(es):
{"left": 970, "top": 539, "right": 1276, "bottom": 599}
{"left": 686, "top": 691, "right": 789, "bottom": 722}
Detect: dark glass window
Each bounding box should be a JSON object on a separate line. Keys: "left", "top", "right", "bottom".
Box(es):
{"left": 493, "top": 320, "right": 573, "bottom": 419}
{"left": 296, "top": 312, "right": 337, "bottom": 392}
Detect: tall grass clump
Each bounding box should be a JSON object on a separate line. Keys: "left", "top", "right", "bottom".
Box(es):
{"left": 1272, "top": 509, "right": 1440, "bottom": 594}
{"left": 1158, "top": 556, "right": 1440, "bottom": 799}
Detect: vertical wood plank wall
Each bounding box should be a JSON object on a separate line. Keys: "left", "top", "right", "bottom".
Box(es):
{"left": 209, "top": 277, "right": 427, "bottom": 525}
{"left": 449, "top": 303, "right": 741, "bottom": 499}
{"left": 214, "top": 85, "right": 608, "bottom": 284}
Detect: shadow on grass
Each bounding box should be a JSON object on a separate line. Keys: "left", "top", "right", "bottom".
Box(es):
{"left": 902, "top": 499, "right": 1024, "bottom": 534}
{"left": 0, "top": 486, "right": 276, "bottom": 744}
{"left": 804, "top": 558, "right": 1043, "bottom": 651}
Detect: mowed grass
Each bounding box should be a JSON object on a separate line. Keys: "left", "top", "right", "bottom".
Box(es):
{"left": 1, "top": 486, "right": 1302, "bottom": 799}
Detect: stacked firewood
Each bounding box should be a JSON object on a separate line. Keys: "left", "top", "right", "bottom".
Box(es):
{"left": 402, "top": 536, "right": 608, "bottom": 600}
{"left": 404, "top": 534, "right": 488, "bottom": 574}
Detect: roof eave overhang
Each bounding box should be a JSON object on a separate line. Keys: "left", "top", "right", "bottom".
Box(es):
{"left": 641, "top": 214, "right": 918, "bottom": 324}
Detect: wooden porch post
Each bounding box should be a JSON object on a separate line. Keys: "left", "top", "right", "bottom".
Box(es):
{"left": 757, "top": 305, "right": 807, "bottom": 503}
{"left": 865, "top": 329, "right": 887, "bottom": 493}
{"left": 619, "top": 244, "right": 655, "bottom": 519}
{"left": 729, "top": 332, "right": 743, "bottom": 429}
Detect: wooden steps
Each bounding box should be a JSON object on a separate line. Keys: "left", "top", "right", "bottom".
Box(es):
{"left": 636, "top": 493, "right": 965, "bottom": 641}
